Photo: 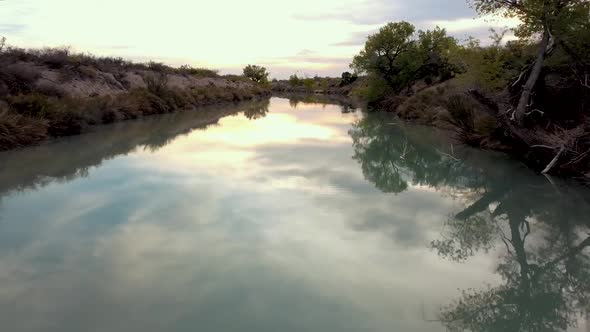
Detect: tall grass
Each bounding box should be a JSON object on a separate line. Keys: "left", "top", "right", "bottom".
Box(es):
{"left": 0, "top": 109, "right": 47, "bottom": 150}
{"left": 0, "top": 83, "right": 268, "bottom": 150}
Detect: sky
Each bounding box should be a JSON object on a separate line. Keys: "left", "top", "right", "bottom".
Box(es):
{"left": 0, "top": 0, "right": 519, "bottom": 78}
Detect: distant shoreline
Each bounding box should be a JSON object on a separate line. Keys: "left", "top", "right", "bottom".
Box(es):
{"left": 0, "top": 47, "right": 270, "bottom": 151}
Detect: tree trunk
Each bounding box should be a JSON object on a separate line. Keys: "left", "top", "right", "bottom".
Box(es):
{"left": 514, "top": 29, "right": 551, "bottom": 125}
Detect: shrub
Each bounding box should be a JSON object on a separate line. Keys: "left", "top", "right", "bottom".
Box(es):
{"left": 147, "top": 61, "right": 169, "bottom": 73}
{"left": 40, "top": 47, "right": 71, "bottom": 69}
{"left": 0, "top": 108, "right": 47, "bottom": 150}
{"left": 303, "top": 78, "right": 315, "bottom": 91}
{"left": 445, "top": 94, "right": 475, "bottom": 133}
{"left": 289, "top": 74, "right": 301, "bottom": 87}
{"left": 178, "top": 65, "right": 219, "bottom": 77}
{"left": 353, "top": 75, "right": 390, "bottom": 104}
{"left": 129, "top": 89, "right": 170, "bottom": 114}
{"left": 76, "top": 65, "right": 99, "bottom": 79}
{"left": 145, "top": 73, "right": 169, "bottom": 96}
{"left": 8, "top": 93, "right": 55, "bottom": 117}
{"left": 340, "top": 72, "right": 358, "bottom": 86}
{"left": 0, "top": 63, "right": 42, "bottom": 95}
{"left": 46, "top": 108, "right": 86, "bottom": 136}
{"left": 396, "top": 85, "right": 449, "bottom": 123}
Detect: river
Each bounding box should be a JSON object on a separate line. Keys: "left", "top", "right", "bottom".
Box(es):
{"left": 0, "top": 96, "right": 588, "bottom": 332}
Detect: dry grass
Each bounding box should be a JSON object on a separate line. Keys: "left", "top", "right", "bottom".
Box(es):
{"left": 0, "top": 84, "right": 268, "bottom": 150}
{"left": 0, "top": 108, "right": 48, "bottom": 150}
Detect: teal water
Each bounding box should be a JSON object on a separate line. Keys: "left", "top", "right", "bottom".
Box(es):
{"left": 0, "top": 97, "right": 588, "bottom": 332}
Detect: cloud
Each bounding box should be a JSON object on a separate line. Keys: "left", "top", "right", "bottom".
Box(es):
{"left": 330, "top": 30, "right": 376, "bottom": 47}
{"left": 0, "top": 24, "right": 26, "bottom": 34}
{"left": 293, "top": 0, "right": 475, "bottom": 25}
{"left": 0, "top": 0, "right": 522, "bottom": 78}
{"left": 0, "top": 97, "right": 506, "bottom": 331}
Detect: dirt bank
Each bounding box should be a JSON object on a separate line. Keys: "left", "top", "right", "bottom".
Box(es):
{"left": 0, "top": 48, "right": 270, "bottom": 150}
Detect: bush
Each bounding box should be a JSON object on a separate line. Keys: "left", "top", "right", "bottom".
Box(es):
{"left": 8, "top": 93, "right": 55, "bottom": 117}
{"left": 353, "top": 75, "right": 390, "bottom": 104}
{"left": 0, "top": 63, "right": 42, "bottom": 95}
{"left": 289, "top": 74, "right": 301, "bottom": 87}
{"left": 340, "top": 72, "right": 358, "bottom": 86}
{"left": 243, "top": 65, "right": 269, "bottom": 83}
{"left": 0, "top": 108, "right": 47, "bottom": 149}
{"left": 40, "top": 48, "right": 71, "bottom": 69}
{"left": 145, "top": 73, "right": 169, "bottom": 96}
{"left": 396, "top": 85, "right": 450, "bottom": 123}
{"left": 147, "top": 61, "right": 169, "bottom": 73}
{"left": 178, "top": 65, "right": 219, "bottom": 77}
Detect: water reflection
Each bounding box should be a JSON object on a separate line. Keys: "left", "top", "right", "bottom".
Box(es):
{"left": 435, "top": 184, "right": 590, "bottom": 332}
{"left": 243, "top": 99, "right": 270, "bottom": 120}
{"left": 0, "top": 102, "right": 244, "bottom": 196}
{"left": 351, "top": 112, "right": 590, "bottom": 331}
{"left": 0, "top": 98, "right": 588, "bottom": 332}
{"left": 276, "top": 93, "right": 363, "bottom": 114}
{"left": 350, "top": 113, "right": 481, "bottom": 193}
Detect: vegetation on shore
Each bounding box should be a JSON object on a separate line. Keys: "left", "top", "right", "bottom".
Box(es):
{"left": 0, "top": 47, "right": 270, "bottom": 150}
{"left": 348, "top": 0, "right": 590, "bottom": 180}
{"left": 271, "top": 72, "right": 361, "bottom": 94}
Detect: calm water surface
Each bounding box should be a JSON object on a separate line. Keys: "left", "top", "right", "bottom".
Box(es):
{"left": 0, "top": 97, "right": 589, "bottom": 332}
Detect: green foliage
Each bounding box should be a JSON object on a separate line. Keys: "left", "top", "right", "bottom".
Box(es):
{"left": 303, "top": 77, "right": 314, "bottom": 91}
{"left": 288, "top": 74, "right": 301, "bottom": 87}
{"left": 450, "top": 31, "right": 534, "bottom": 92}
{"left": 352, "top": 74, "right": 390, "bottom": 103}
{"left": 471, "top": 0, "right": 589, "bottom": 40}
{"left": 243, "top": 64, "right": 269, "bottom": 83}
{"left": 340, "top": 71, "right": 358, "bottom": 86}
{"left": 352, "top": 21, "right": 458, "bottom": 92}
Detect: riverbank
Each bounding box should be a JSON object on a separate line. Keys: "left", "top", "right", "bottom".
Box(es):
{"left": 368, "top": 80, "right": 590, "bottom": 183}
{"left": 0, "top": 47, "right": 270, "bottom": 150}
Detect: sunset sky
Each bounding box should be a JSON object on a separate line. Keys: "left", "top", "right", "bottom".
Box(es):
{"left": 0, "top": 0, "right": 519, "bottom": 78}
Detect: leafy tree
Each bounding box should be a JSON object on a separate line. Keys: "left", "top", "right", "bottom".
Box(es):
{"left": 243, "top": 64, "right": 269, "bottom": 83}
{"left": 470, "top": 0, "right": 590, "bottom": 124}
{"left": 351, "top": 21, "right": 417, "bottom": 92}
{"left": 340, "top": 71, "right": 358, "bottom": 86}
{"left": 351, "top": 21, "right": 458, "bottom": 93}
{"left": 288, "top": 74, "right": 301, "bottom": 87}
{"left": 415, "top": 27, "right": 460, "bottom": 83}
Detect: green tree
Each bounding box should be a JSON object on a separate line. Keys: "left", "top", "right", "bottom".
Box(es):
{"left": 303, "top": 77, "right": 314, "bottom": 91}
{"left": 351, "top": 21, "right": 417, "bottom": 92}
{"left": 340, "top": 71, "right": 358, "bottom": 86}
{"left": 243, "top": 64, "right": 269, "bottom": 83}
{"left": 288, "top": 74, "right": 301, "bottom": 87}
{"left": 351, "top": 21, "right": 457, "bottom": 93}
{"left": 471, "top": 0, "right": 590, "bottom": 124}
